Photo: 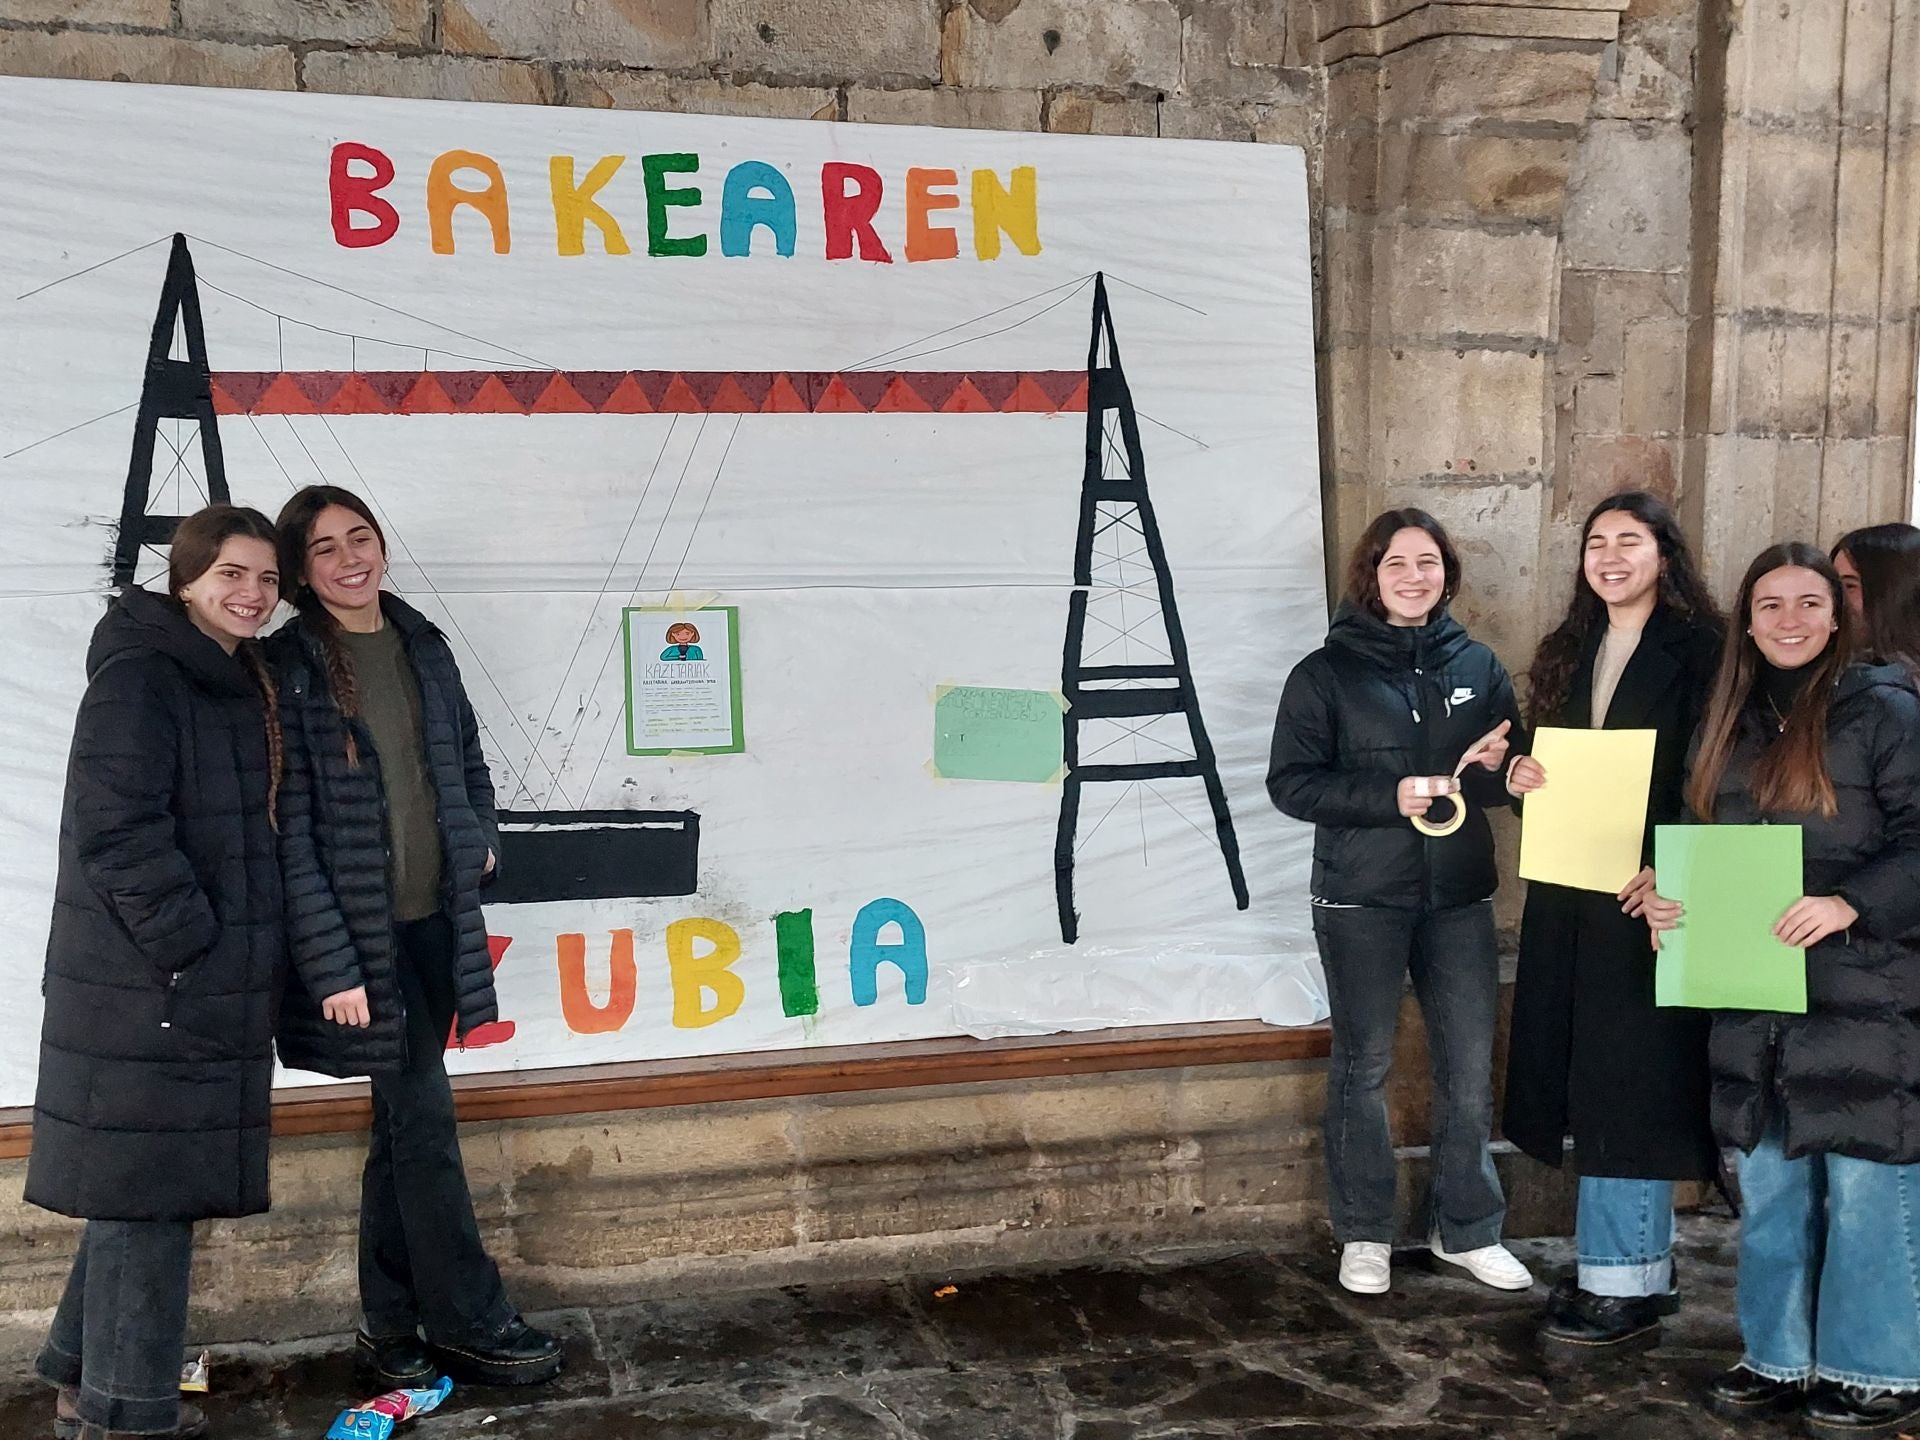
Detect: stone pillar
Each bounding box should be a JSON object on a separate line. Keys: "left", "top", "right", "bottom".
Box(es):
{"left": 1687, "top": 0, "right": 1920, "bottom": 581}
{"left": 1307, "top": 1, "right": 1631, "bottom": 660}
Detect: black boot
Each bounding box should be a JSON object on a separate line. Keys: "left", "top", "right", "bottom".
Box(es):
{"left": 355, "top": 1329, "right": 437, "bottom": 1392}
{"left": 1706, "top": 1364, "right": 1807, "bottom": 1420}
{"left": 426, "top": 1316, "right": 563, "bottom": 1388}
{"left": 1540, "top": 1284, "right": 1680, "bottom": 1351}
{"left": 1804, "top": 1382, "right": 1920, "bottom": 1437}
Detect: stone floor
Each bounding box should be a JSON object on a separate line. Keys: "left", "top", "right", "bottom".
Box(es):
{"left": 0, "top": 1215, "right": 1804, "bottom": 1439}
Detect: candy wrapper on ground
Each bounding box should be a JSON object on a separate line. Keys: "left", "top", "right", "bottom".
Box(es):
{"left": 180, "top": 1350, "right": 210, "bottom": 1393}
{"left": 324, "top": 1377, "right": 454, "bottom": 1440}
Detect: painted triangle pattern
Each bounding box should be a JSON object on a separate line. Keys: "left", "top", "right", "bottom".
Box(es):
{"left": 210, "top": 370, "right": 1091, "bottom": 417}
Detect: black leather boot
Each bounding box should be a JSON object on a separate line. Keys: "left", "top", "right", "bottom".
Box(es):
{"left": 426, "top": 1316, "right": 563, "bottom": 1387}
{"left": 1705, "top": 1364, "right": 1807, "bottom": 1420}
{"left": 1804, "top": 1382, "right": 1920, "bottom": 1436}
{"left": 355, "top": 1329, "right": 437, "bottom": 1392}
{"left": 1539, "top": 1285, "right": 1680, "bottom": 1351}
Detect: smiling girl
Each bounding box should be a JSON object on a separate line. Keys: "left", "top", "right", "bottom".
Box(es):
{"left": 267, "top": 485, "right": 561, "bottom": 1394}
{"left": 1644, "top": 543, "right": 1920, "bottom": 1434}
{"left": 1267, "top": 509, "right": 1527, "bottom": 1297}
{"left": 27, "top": 505, "right": 285, "bottom": 1440}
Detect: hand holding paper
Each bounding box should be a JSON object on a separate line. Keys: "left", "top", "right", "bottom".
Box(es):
{"left": 1516, "top": 727, "right": 1658, "bottom": 894}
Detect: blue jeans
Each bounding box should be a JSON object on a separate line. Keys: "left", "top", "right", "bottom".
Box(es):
{"left": 34, "top": 1219, "right": 194, "bottom": 1434}
{"left": 1737, "top": 1133, "right": 1920, "bottom": 1391}
{"left": 1313, "top": 899, "right": 1506, "bottom": 1250}
{"left": 1576, "top": 1176, "right": 1674, "bottom": 1297}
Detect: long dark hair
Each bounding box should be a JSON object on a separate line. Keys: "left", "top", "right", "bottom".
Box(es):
{"left": 1687, "top": 543, "right": 1854, "bottom": 820}
{"left": 1833, "top": 522, "right": 1920, "bottom": 674}
{"left": 166, "top": 504, "right": 284, "bottom": 824}
{"left": 1343, "top": 508, "right": 1460, "bottom": 621}
{"left": 1526, "top": 491, "right": 1719, "bottom": 725}
{"left": 275, "top": 485, "right": 387, "bottom": 768}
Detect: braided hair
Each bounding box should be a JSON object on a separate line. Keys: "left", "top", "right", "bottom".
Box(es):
{"left": 166, "top": 504, "right": 285, "bottom": 827}
{"left": 275, "top": 485, "right": 387, "bottom": 768}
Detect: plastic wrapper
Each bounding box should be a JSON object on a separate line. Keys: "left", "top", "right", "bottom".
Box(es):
{"left": 323, "top": 1377, "right": 453, "bottom": 1440}
{"left": 179, "top": 1351, "right": 209, "bottom": 1394}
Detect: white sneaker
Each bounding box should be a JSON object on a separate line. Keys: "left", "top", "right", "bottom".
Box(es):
{"left": 1338, "top": 1241, "right": 1392, "bottom": 1294}
{"left": 1429, "top": 1235, "right": 1534, "bottom": 1291}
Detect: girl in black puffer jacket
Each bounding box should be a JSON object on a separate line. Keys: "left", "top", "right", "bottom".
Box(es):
{"left": 28, "top": 505, "right": 284, "bottom": 1440}
{"left": 268, "top": 485, "right": 561, "bottom": 1396}
{"left": 1268, "top": 509, "right": 1527, "bottom": 1298}
{"left": 1646, "top": 543, "right": 1920, "bottom": 1434}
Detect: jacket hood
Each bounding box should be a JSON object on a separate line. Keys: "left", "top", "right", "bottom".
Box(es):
{"left": 88, "top": 587, "right": 256, "bottom": 697}
{"left": 1836, "top": 659, "right": 1914, "bottom": 704}
{"left": 1325, "top": 599, "right": 1473, "bottom": 672}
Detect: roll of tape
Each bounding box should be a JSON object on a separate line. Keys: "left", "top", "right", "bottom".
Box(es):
{"left": 1410, "top": 795, "right": 1466, "bottom": 838}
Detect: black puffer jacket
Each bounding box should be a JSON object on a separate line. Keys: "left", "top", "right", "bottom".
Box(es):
{"left": 269, "top": 594, "right": 501, "bottom": 1077}
{"left": 1700, "top": 663, "right": 1920, "bottom": 1163}
{"left": 26, "top": 589, "right": 283, "bottom": 1222}
{"left": 1267, "top": 602, "right": 1523, "bottom": 910}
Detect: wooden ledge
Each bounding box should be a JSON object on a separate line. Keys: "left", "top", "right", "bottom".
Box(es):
{"left": 0, "top": 1020, "right": 1331, "bottom": 1160}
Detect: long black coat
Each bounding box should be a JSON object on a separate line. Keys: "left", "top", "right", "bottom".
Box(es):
{"left": 1701, "top": 663, "right": 1920, "bottom": 1164}
{"left": 1267, "top": 602, "right": 1523, "bottom": 911}
{"left": 26, "top": 590, "right": 283, "bottom": 1222}
{"left": 268, "top": 594, "right": 501, "bottom": 1077}
{"left": 1503, "top": 606, "right": 1725, "bottom": 1180}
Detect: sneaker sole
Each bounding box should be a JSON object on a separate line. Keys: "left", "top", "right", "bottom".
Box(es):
{"left": 1704, "top": 1389, "right": 1806, "bottom": 1422}
{"left": 426, "top": 1344, "right": 565, "bottom": 1388}
{"left": 1337, "top": 1273, "right": 1390, "bottom": 1295}
{"left": 1804, "top": 1407, "right": 1920, "bottom": 1440}
{"left": 1539, "top": 1321, "right": 1663, "bottom": 1355}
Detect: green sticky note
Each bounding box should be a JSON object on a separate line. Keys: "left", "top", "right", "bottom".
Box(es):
{"left": 933, "top": 686, "right": 1064, "bottom": 783}
{"left": 1653, "top": 824, "right": 1807, "bottom": 1013}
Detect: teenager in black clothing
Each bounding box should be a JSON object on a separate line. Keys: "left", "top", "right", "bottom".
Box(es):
{"left": 269, "top": 486, "right": 562, "bottom": 1393}
{"left": 1832, "top": 522, "right": 1920, "bottom": 672}
{"left": 1268, "top": 509, "right": 1529, "bottom": 1297}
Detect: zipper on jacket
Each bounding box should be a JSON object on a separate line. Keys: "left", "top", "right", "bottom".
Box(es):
{"left": 161, "top": 971, "right": 181, "bottom": 1029}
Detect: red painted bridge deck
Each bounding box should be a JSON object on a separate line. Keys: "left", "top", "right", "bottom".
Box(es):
{"left": 209, "top": 369, "right": 1090, "bottom": 417}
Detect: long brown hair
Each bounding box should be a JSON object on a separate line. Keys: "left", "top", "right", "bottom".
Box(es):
{"left": 167, "top": 504, "right": 284, "bottom": 825}
{"left": 1343, "top": 508, "right": 1461, "bottom": 621}
{"left": 1833, "top": 522, "right": 1920, "bottom": 675}
{"left": 275, "top": 485, "right": 387, "bottom": 768}
{"left": 1687, "top": 542, "right": 1854, "bottom": 820}
{"left": 1526, "top": 491, "right": 1720, "bottom": 725}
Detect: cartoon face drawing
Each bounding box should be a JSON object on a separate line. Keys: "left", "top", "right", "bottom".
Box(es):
{"left": 662, "top": 621, "right": 704, "bottom": 661}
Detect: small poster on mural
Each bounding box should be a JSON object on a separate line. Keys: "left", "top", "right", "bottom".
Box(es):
{"left": 624, "top": 606, "right": 743, "bottom": 754}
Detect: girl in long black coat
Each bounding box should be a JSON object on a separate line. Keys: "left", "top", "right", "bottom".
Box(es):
{"left": 1646, "top": 544, "right": 1920, "bottom": 1435}
{"left": 27, "top": 506, "right": 284, "bottom": 1440}
{"left": 268, "top": 485, "right": 561, "bottom": 1395}
{"left": 1502, "top": 492, "right": 1723, "bottom": 1353}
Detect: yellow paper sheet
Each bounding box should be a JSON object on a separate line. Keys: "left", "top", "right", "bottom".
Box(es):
{"left": 1517, "top": 727, "right": 1659, "bottom": 894}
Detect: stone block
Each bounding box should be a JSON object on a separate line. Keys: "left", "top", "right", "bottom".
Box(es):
{"left": 569, "top": 70, "right": 837, "bottom": 119}
{"left": 1886, "top": 137, "right": 1920, "bottom": 311}
{"left": 1377, "top": 131, "right": 1578, "bottom": 226}
{"left": 181, "top": 0, "right": 427, "bottom": 45}
{"left": 4, "top": 0, "right": 167, "bottom": 23}
{"left": 301, "top": 49, "right": 556, "bottom": 104}
{"left": 1373, "top": 224, "right": 1558, "bottom": 340}
{"left": 1839, "top": 0, "right": 1896, "bottom": 125}
{"left": 1833, "top": 139, "right": 1894, "bottom": 318}
{"left": 1378, "top": 478, "right": 1544, "bottom": 660}
{"left": 442, "top": 0, "right": 705, "bottom": 67}
{"left": 0, "top": 29, "right": 295, "bottom": 90}
{"left": 1574, "top": 372, "right": 1623, "bottom": 434}
{"left": 1892, "top": 5, "right": 1920, "bottom": 131}
{"left": 1228, "top": 0, "right": 1291, "bottom": 67}
{"left": 945, "top": 0, "right": 1183, "bottom": 92}
{"left": 1323, "top": 57, "right": 1379, "bottom": 126}
{"left": 1732, "top": 319, "right": 1831, "bottom": 438}
{"left": 1592, "top": 17, "right": 1694, "bottom": 121}
{"left": 1869, "top": 431, "right": 1914, "bottom": 521}
{"left": 1180, "top": 1, "right": 1306, "bottom": 101}
{"left": 1698, "top": 435, "right": 1787, "bottom": 589}
{"left": 1044, "top": 88, "right": 1159, "bottom": 136}
{"left": 1736, "top": 130, "right": 1841, "bottom": 315}
{"left": 1621, "top": 315, "right": 1687, "bottom": 434}
{"left": 1376, "top": 347, "right": 1550, "bottom": 483}
{"left": 1735, "top": 0, "right": 1847, "bottom": 122}
{"left": 1321, "top": 129, "right": 1379, "bottom": 212}
{"left": 1872, "top": 313, "right": 1916, "bottom": 440}
{"left": 1562, "top": 120, "right": 1691, "bottom": 272}
{"left": 1816, "top": 437, "right": 1880, "bottom": 543}
{"left": 1253, "top": 99, "right": 1314, "bottom": 146}
{"left": 1569, "top": 434, "right": 1676, "bottom": 518}
{"left": 848, "top": 84, "right": 1041, "bottom": 131}
{"left": 713, "top": 0, "right": 940, "bottom": 80}
{"left": 1826, "top": 321, "right": 1883, "bottom": 440}
{"left": 1375, "top": 35, "right": 1602, "bottom": 126}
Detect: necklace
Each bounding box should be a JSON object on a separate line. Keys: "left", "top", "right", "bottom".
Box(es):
{"left": 1766, "top": 695, "right": 1789, "bottom": 733}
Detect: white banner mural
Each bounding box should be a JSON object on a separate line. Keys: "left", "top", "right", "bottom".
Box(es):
{"left": 0, "top": 76, "right": 1327, "bottom": 1102}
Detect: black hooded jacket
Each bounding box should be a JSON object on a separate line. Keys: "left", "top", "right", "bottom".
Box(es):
{"left": 1267, "top": 602, "right": 1523, "bottom": 910}
{"left": 268, "top": 594, "right": 501, "bottom": 1078}
{"left": 26, "top": 589, "right": 284, "bottom": 1222}
{"left": 1698, "top": 662, "right": 1920, "bottom": 1163}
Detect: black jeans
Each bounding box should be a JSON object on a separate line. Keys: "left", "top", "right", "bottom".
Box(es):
{"left": 360, "top": 912, "right": 515, "bottom": 1344}
{"left": 1313, "top": 899, "right": 1506, "bottom": 1250}
{"left": 36, "top": 1219, "right": 194, "bottom": 1434}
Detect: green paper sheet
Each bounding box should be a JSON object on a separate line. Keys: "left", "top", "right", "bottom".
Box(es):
{"left": 1653, "top": 824, "right": 1807, "bottom": 1013}
{"left": 932, "top": 685, "right": 1065, "bottom": 783}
